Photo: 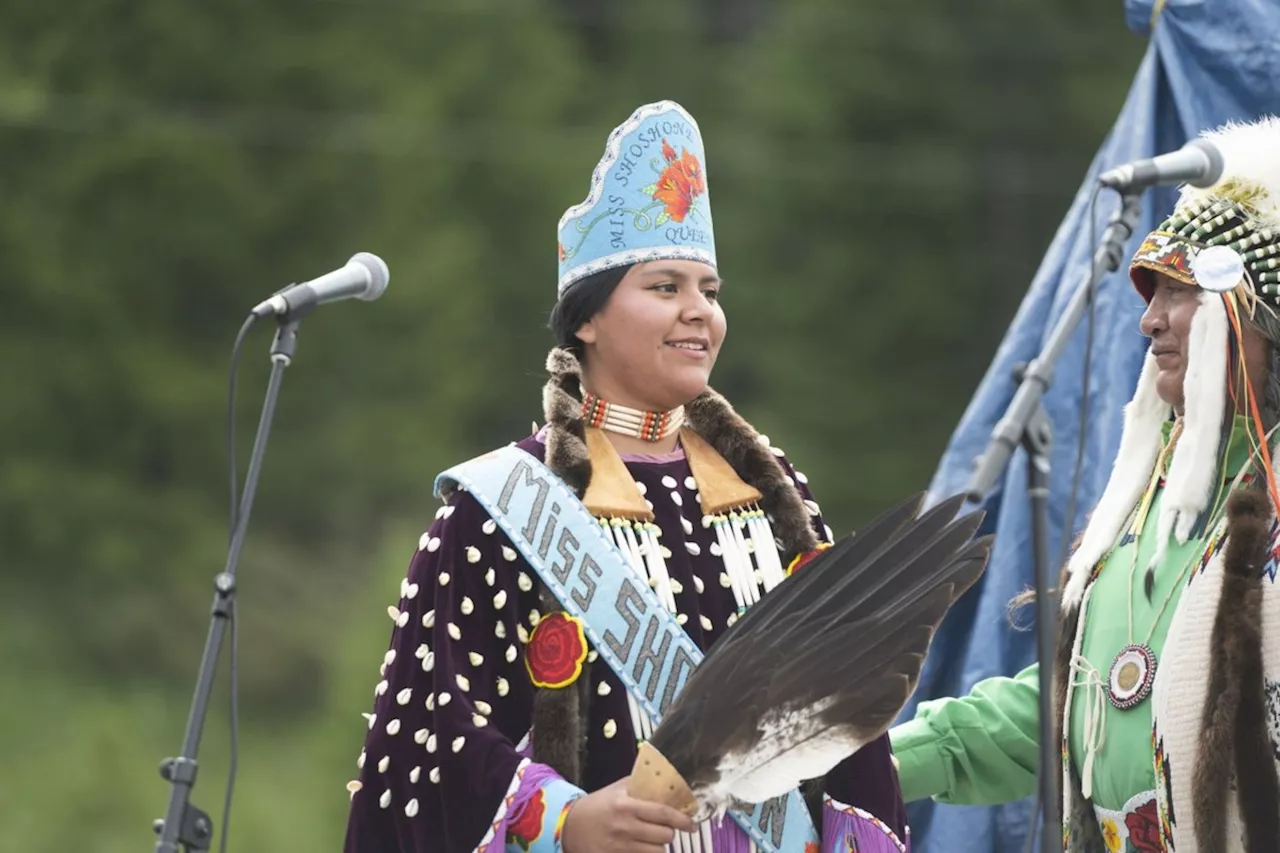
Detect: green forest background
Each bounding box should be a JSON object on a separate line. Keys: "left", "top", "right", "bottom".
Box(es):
{"left": 0, "top": 1, "right": 1143, "bottom": 849}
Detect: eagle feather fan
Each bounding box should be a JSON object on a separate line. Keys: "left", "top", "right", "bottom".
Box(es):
{"left": 627, "top": 492, "right": 991, "bottom": 822}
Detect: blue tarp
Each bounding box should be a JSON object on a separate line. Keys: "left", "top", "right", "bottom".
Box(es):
{"left": 902, "top": 2, "right": 1280, "bottom": 851}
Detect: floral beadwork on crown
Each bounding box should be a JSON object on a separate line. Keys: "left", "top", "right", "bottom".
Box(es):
{"left": 648, "top": 139, "right": 706, "bottom": 224}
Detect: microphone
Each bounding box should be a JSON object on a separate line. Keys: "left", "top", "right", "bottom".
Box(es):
{"left": 252, "top": 253, "right": 390, "bottom": 318}
{"left": 1098, "top": 138, "right": 1225, "bottom": 192}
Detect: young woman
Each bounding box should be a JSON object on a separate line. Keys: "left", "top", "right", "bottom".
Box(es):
{"left": 343, "top": 101, "right": 909, "bottom": 853}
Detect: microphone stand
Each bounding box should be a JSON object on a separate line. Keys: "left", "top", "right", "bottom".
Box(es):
{"left": 152, "top": 314, "right": 305, "bottom": 853}
{"left": 964, "top": 188, "right": 1143, "bottom": 852}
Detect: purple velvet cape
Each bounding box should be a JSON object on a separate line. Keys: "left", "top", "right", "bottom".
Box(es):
{"left": 344, "top": 435, "right": 909, "bottom": 852}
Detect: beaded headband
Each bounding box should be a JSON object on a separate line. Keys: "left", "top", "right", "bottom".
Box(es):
{"left": 1130, "top": 197, "right": 1280, "bottom": 303}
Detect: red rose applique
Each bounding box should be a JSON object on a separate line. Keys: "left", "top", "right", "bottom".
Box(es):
{"left": 524, "top": 612, "right": 588, "bottom": 688}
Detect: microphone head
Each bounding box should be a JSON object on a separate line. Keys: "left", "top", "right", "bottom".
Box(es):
{"left": 1185, "top": 138, "right": 1225, "bottom": 189}
{"left": 350, "top": 252, "right": 390, "bottom": 301}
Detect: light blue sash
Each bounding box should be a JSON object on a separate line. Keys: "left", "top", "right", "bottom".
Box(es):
{"left": 435, "top": 446, "right": 819, "bottom": 852}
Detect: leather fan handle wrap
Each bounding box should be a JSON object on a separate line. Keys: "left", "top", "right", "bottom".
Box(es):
{"left": 627, "top": 742, "right": 699, "bottom": 816}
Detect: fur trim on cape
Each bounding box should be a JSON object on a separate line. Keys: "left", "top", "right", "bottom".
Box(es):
{"left": 1194, "top": 490, "right": 1279, "bottom": 852}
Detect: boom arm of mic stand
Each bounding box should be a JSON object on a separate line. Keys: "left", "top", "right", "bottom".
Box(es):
{"left": 152, "top": 318, "right": 302, "bottom": 853}
{"left": 966, "top": 190, "right": 1143, "bottom": 503}
{"left": 961, "top": 189, "right": 1142, "bottom": 853}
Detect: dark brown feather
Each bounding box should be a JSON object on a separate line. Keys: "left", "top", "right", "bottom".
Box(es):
{"left": 650, "top": 494, "right": 990, "bottom": 797}
{"left": 714, "top": 493, "right": 943, "bottom": 642}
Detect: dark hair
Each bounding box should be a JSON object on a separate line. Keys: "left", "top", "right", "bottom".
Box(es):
{"left": 547, "top": 264, "right": 632, "bottom": 359}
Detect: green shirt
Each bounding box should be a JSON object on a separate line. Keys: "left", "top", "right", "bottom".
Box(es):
{"left": 892, "top": 416, "right": 1254, "bottom": 809}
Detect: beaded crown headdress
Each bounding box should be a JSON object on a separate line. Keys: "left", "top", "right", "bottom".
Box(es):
{"left": 556, "top": 101, "right": 717, "bottom": 297}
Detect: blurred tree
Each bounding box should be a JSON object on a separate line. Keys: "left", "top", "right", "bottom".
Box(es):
{"left": 0, "top": 0, "right": 592, "bottom": 704}
{"left": 714, "top": 0, "right": 1138, "bottom": 522}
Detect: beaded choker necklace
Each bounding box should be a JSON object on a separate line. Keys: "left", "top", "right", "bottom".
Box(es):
{"left": 581, "top": 391, "right": 684, "bottom": 442}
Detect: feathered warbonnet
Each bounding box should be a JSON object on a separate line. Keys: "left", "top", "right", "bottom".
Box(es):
{"left": 1063, "top": 116, "right": 1280, "bottom": 609}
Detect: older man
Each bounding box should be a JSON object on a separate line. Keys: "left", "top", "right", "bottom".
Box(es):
{"left": 891, "top": 116, "right": 1280, "bottom": 852}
